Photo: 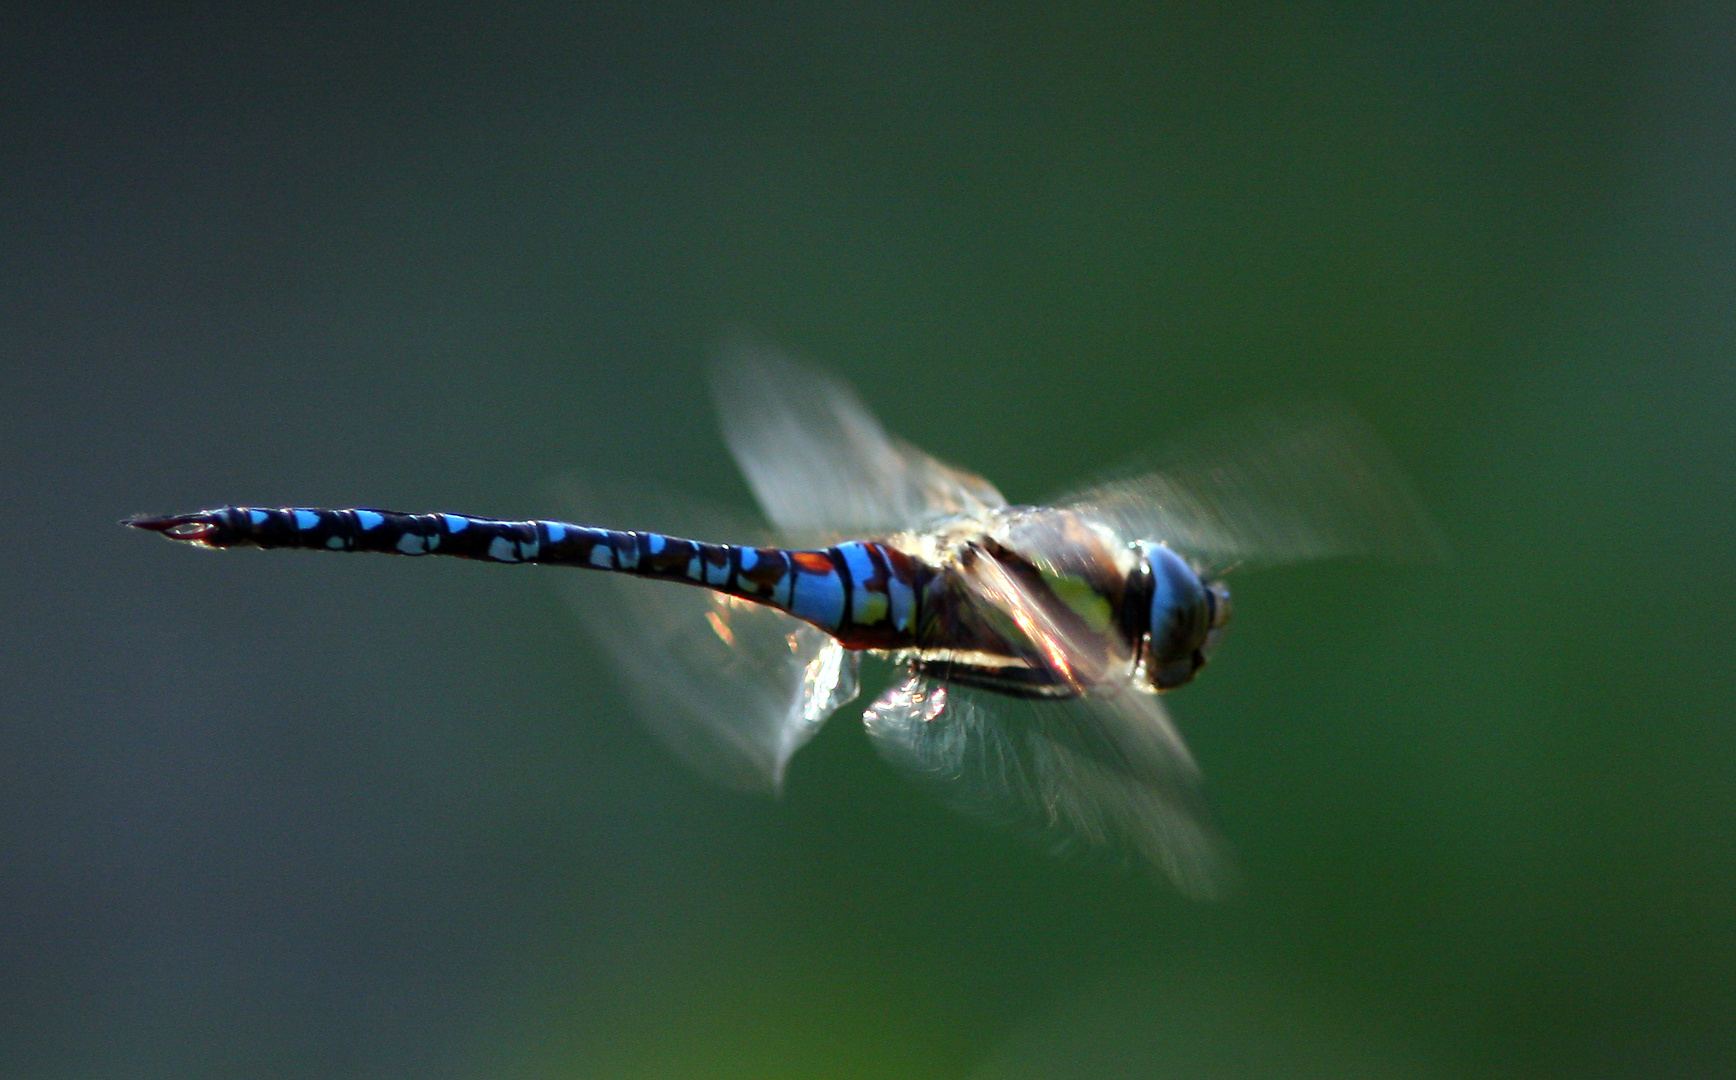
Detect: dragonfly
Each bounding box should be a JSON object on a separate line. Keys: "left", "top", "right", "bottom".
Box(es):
{"left": 128, "top": 345, "right": 1436, "bottom": 898}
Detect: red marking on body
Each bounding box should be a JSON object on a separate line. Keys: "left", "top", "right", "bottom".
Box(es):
{"left": 791, "top": 551, "right": 833, "bottom": 574}
{"left": 881, "top": 544, "right": 917, "bottom": 588}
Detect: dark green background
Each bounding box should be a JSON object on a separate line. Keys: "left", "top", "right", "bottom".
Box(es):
{"left": 6, "top": 4, "right": 1732, "bottom": 1077}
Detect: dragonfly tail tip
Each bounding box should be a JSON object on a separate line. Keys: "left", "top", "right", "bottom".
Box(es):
{"left": 124, "top": 512, "right": 219, "bottom": 542}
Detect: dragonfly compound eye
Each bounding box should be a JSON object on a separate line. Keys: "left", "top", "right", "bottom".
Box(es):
{"left": 1144, "top": 545, "right": 1218, "bottom": 690}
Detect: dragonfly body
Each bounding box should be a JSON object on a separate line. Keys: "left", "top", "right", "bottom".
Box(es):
{"left": 132, "top": 502, "right": 1229, "bottom": 697}
{"left": 129, "top": 344, "right": 1433, "bottom": 898}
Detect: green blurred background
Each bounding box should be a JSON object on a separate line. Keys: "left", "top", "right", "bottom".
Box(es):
{"left": 5, "top": 3, "right": 1733, "bottom": 1077}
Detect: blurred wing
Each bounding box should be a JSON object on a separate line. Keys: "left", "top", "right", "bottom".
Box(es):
{"left": 1058, "top": 400, "right": 1445, "bottom": 573}
{"left": 711, "top": 339, "right": 1005, "bottom": 540}
{"left": 556, "top": 481, "right": 858, "bottom": 795}
{"left": 863, "top": 673, "right": 1234, "bottom": 899}
{"left": 951, "top": 510, "right": 1143, "bottom": 692}
{"left": 953, "top": 544, "right": 1114, "bottom": 694}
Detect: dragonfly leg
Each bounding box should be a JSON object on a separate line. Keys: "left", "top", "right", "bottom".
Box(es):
{"left": 913, "top": 659, "right": 1080, "bottom": 700}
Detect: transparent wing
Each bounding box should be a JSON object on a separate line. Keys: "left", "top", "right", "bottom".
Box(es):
{"left": 952, "top": 508, "right": 1144, "bottom": 693}
{"left": 863, "top": 672, "right": 1234, "bottom": 899}
{"left": 711, "top": 338, "right": 1005, "bottom": 540}
{"left": 953, "top": 544, "right": 1114, "bottom": 694}
{"left": 1057, "top": 400, "right": 1445, "bottom": 573}
{"left": 555, "top": 481, "right": 858, "bottom": 795}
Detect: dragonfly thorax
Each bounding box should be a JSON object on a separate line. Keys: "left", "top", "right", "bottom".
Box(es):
{"left": 1137, "top": 544, "right": 1232, "bottom": 691}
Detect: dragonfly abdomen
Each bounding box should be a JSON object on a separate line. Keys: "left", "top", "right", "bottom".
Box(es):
{"left": 127, "top": 506, "right": 923, "bottom": 648}
{"left": 626, "top": 534, "right": 922, "bottom": 648}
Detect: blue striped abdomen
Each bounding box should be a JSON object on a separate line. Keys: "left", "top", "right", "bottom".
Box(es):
{"left": 127, "top": 506, "right": 925, "bottom": 649}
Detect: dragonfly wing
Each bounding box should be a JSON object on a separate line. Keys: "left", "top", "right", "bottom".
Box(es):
{"left": 863, "top": 672, "right": 1234, "bottom": 899}
{"left": 950, "top": 511, "right": 1143, "bottom": 692}
{"left": 1058, "top": 400, "right": 1444, "bottom": 573}
{"left": 952, "top": 544, "right": 1112, "bottom": 693}
{"left": 556, "top": 481, "right": 859, "bottom": 794}
{"left": 711, "top": 339, "right": 1005, "bottom": 539}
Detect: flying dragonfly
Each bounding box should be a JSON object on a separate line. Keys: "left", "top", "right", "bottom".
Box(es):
{"left": 128, "top": 345, "right": 1436, "bottom": 898}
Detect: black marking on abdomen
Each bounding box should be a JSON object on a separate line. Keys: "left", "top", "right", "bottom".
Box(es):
{"left": 833, "top": 546, "right": 854, "bottom": 629}
{"left": 128, "top": 505, "right": 931, "bottom": 650}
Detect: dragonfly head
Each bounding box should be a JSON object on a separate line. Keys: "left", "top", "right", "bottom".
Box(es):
{"left": 1138, "top": 545, "right": 1232, "bottom": 690}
